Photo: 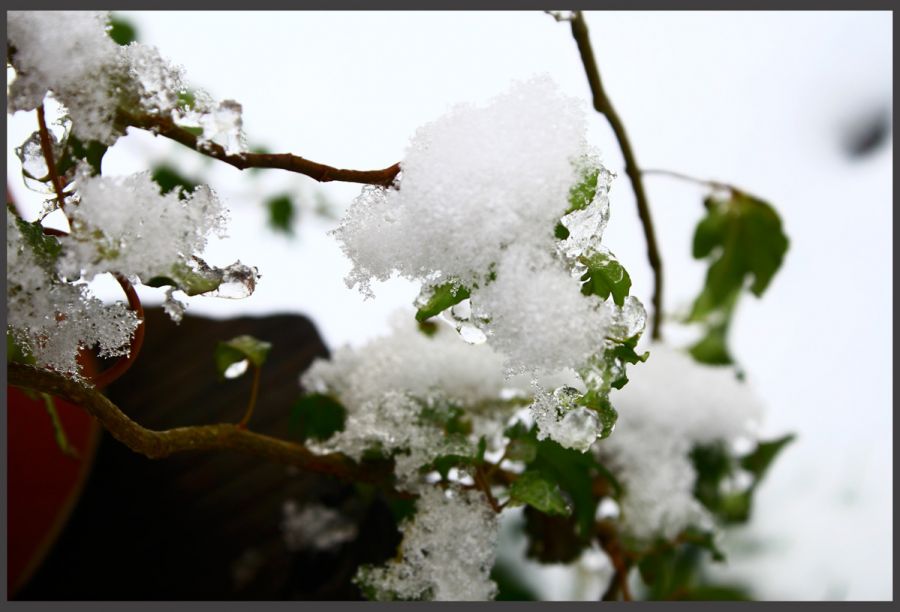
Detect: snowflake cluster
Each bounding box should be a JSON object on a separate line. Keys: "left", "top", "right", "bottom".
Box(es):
{"left": 357, "top": 487, "right": 499, "bottom": 601}
{"left": 302, "top": 315, "right": 524, "bottom": 487}
{"left": 7, "top": 211, "right": 140, "bottom": 377}
{"left": 7, "top": 10, "right": 247, "bottom": 152}
{"left": 58, "top": 171, "right": 227, "bottom": 282}
{"left": 598, "top": 343, "right": 763, "bottom": 541}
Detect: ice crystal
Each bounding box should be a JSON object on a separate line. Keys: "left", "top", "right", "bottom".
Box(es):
{"left": 531, "top": 386, "right": 603, "bottom": 453}
{"left": 357, "top": 487, "right": 499, "bottom": 601}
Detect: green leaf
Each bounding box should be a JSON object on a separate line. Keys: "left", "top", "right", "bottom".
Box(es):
{"left": 691, "top": 434, "right": 794, "bottom": 525}
{"left": 505, "top": 436, "right": 538, "bottom": 463}
{"left": 107, "top": 16, "right": 138, "bottom": 45}
{"left": 566, "top": 164, "right": 601, "bottom": 214}
{"left": 688, "top": 193, "right": 788, "bottom": 365}
{"left": 41, "top": 393, "right": 78, "bottom": 458}
{"left": 508, "top": 471, "right": 572, "bottom": 516}
{"left": 523, "top": 507, "right": 585, "bottom": 564}
{"left": 528, "top": 435, "right": 601, "bottom": 537}
{"left": 289, "top": 394, "right": 346, "bottom": 441}
{"left": 58, "top": 135, "right": 108, "bottom": 177}
{"left": 554, "top": 221, "right": 570, "bottom": 240}
{"left": 7, "top": 330, "right": 35, "bottom": 365}
{"left": 579, "top": 250, "right": 631, "bottom": 306}
{"left": 688, "top": 318, "right": 733, "bottom": 365}
{"left": 415, "top": 282, "right": 471, "bottom": 322}
{"left": 214, "top": 334, "right": 272, "bottom": 378}
{"left": 678, "top": 584, "right": 753, "bottom": 601}
{"left": 177, "top": 90, "right": 197, "bottom": 111}
{"left": 680, "top": 526, "right": 726, "bottom": 563}
{"left": 690, "top": 442, "right": 735, "bottom": 517}
{"left": 417, "top": 320, "right": 439, "bottom": 337}
{"left": 181, "top": 125, "right": 204, "bottom": 137}
{"left": 11, "top": 215, "right": 61, "bottom": 273}
{"left": 146, "top": 258, "right": 251, "bottom": 297}
{"left": 637, "top": 538, "right": 733, "bottom": 600}
{"left": 692, "top": 193, "right": 788, "bottom": 304}
{"left": 266, "top": 194, "right": 295, "bottom": 235}
{"left": 151, "top": 165, "right": 199, "bottom": 197}
{"left": 491, "top": 562, "right": 539, "bottom": 601}
{"left": 740, "top": 434, "right": 795, "bottom": 483}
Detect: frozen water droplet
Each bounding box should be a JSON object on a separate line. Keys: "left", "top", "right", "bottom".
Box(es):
{"left": 607, "top": 295, "right": 647, "bottom": 340}
{"left": 457, "top": 322, "right": 486, "bottom": 344}
{"left": 213, "top": 262, "right": 258, "bottom": 299}
{"left": 450, "top": 298, "right": 472, "bottom": 321}
{"left": 595, "top": 497, "right": 620, "bottom": 520}
{"left": 553, "top": 385, "right": 582, "bottom": 409}
{"left": 199, "top": 99, "right": 245, "bottom": 156}
{"left": 224, "top": 359, "right": 249, "bottom": 379}
{"left": 16, "top": 132, "right": 50, "bottom": 182}
{"left": 554, "top": 406, "right": 602, "bottom": 452}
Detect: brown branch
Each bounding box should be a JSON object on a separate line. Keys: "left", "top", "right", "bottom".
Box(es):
{"left": 91, "top": 273, "right": 146, "bottom": 390}
{"left": 8, "top": 361, "right": 400, "bottom": 489}
{"left": 473, "top": 463, "right": 502, "bottom": 513}
{"left": 119, "top": 110, "right": 401, "bottom": 188}
{"left": 596, "top": 520, "right": 633, "bottom": 601}
{"left": 569, "top": 12, "right": 664, "bottom": 341}
{"left": 36, "top": 104, "right": 68, "bottom": 212}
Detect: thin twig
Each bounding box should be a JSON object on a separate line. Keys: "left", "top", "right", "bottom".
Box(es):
{"left": 473, "top": 463, "right": 502, "bottom": 513}
{"left": 236, "top": 364, "right": 262, "bottom": 430}
{"left": 91, "top": 273, "right": 146, "bottom": 390}
{"left": 40, "top": 392, "right": 79, "bottom": 458}
{"left": 8, "top": 361, "right": 401, "bottom": 489}
{"left": 596, "top": 521, "right": 633, "bottom": 601}
{"left": 568, "top": 12, "right": 664, "bottom": 340}
{"left": 642, "top": 168, "right": 741, "bottom": 196}
{"left": 119, "top": 110, "right": 401, "bottom": 188}
{"left": 36, "top": 104, "right": 68, "bottom": 212}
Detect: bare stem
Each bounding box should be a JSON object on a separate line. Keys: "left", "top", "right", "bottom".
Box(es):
{"left": 473, "top": 463, "right": 502, "bottom": 513}
{"left": 568, "top": 11, "right": 664, "bottom": 340}
{"left": 118, "top": 110, "right": 401, "bottom": 188}
{"left": 237, "top": 364, "right": 262, "bottom": 430}
{"left": 36, "top": 104, "right": 68, "bottom": 212}
{"left": 40, "top": 392, "right": 79, "bottom": 458}
{"left": 642, "top": 168, "right": 741, "bottom": 196}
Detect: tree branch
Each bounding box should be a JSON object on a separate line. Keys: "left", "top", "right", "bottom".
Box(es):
{"left": 569, "top": 11, "right": 664, "bottom": 340}
{"left": 8, "top": 361, "right": 398, "bottom": 489}
{"left": 118, "top": 110, "right": 401, "bottom": 188}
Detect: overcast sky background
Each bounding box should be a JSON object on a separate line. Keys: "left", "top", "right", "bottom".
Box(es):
{"left": 7, "top": 11, "right": 892, "bottom": 600}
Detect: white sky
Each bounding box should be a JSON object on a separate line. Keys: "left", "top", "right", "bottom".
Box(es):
{"left": 7, "top": 10, "right": 892, "bottom": 600}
